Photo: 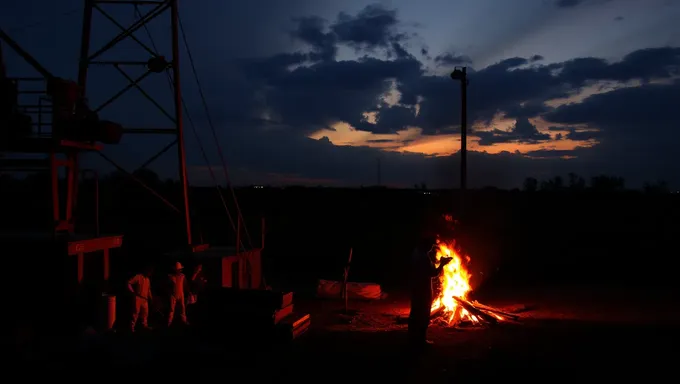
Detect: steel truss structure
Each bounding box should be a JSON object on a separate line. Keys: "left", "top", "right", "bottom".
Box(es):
{"left": 78, "top": 0, "right": 193, "bottom": 245}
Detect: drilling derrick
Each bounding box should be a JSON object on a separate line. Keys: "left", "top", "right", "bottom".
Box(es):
{"left": 0, "top": 27, "right": 124, "bottom": 334}
{"left": 78, "top": 0, "right": 193, "bottom": 246}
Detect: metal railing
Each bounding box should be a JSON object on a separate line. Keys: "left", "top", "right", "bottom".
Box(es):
{"left": 8, "top": 76, "right": 53, "bottom": 137}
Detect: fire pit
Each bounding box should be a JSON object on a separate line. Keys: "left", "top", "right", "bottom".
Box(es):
{"left": 429, "top": 239, "right": 520, "bottom": 327}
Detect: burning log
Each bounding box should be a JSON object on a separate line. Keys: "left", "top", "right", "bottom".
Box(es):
{"left": 452, "top": 296, "right": 498, "bottom": 325}
{"left": 471, "top": 300, "right": 520, "bottom": 321}
{"left": 430, "top": 306, "right": 444, "bottom": 319}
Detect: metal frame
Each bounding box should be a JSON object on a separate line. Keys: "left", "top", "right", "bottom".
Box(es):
{"left": 0, "top": 28, "right": 105, "bottom": 234}
{"left": 78, "top": 0, "right": 193, "bottom": 245}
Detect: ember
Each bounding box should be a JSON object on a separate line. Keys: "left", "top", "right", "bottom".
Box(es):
{"left": 430, "top": 239, "right": 519, "bottom": 326}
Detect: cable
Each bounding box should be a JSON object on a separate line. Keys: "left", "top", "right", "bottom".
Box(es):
{"left": 134, "top": 5, "right": 240, "bottom": 246}
{"left": 178, "top": 13, "right": 253, "bottom": 249}
{"left": 177, "top": 11, "right": 266, "bottom": 288}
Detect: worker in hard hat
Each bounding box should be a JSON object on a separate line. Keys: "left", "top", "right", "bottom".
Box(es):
{"left": 128, "top": 266, "right": 154, "bottom": 332}
{"left": 167, "top": 261, "right": 189, "bottom": 327}
{"left": 408, "top": 235, "right": 452, "bottom": 349}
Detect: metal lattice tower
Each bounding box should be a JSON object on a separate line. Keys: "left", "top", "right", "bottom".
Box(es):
{"left": 78, "top": 0, "right": 192, "bottom": 245}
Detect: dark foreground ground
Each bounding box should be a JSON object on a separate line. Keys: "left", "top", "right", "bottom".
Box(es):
{"left": 15, "top": 283, "right": 679, "bottom": 381}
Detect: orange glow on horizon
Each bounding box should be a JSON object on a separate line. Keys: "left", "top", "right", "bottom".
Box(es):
{"left": 309, "top": 120, "right": 596, "bottom": 158}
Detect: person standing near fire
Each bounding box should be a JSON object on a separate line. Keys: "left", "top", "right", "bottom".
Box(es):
{"left": 408, "top": 235, "right": 452, "bottom": 349}
{"left": 167, "top": 261, "right": 189, "bottom": 327}
{"left": 128, "top": 266, "right": 154, "bottom": 332}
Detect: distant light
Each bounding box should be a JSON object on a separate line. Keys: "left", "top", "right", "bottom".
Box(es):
{"left": 253, "top": 185, "right": 264, "bottom": 189}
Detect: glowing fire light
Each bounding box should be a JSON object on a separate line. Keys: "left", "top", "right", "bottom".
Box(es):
{"left": 430, "top": 239, "right": 477, "bottom": 325}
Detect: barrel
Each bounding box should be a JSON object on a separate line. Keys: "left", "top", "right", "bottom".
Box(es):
{"left": 100, "top": 294, "right": 116, "bottom": 331}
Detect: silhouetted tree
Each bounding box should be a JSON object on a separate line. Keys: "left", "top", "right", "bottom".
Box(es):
{"left": 643, "top": 180, "right": 669, "bottom": 194}
{"left": 540, "top": 176, "right": 564, "bottom": 192}
{"left": 590, "top": 175, "right": 625, "bottom": 192}
{"left": 568, "top": 172, "right": 586, "bottom": 191}
{"left": 523, "top": 177, "right": 538, "bottom": 192}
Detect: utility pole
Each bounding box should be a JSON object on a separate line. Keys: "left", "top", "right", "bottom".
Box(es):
{"left": 376, "top": 157, "right": 382, "bottom": 186}
{"left": 451, "top": 67, "right": 468, "bottom": 219}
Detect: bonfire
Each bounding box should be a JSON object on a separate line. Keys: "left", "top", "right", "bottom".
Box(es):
{"left": 429, "top": 239, "right": 519, "bottom": 326}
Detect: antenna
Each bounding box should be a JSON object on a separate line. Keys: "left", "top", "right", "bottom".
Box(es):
{"left": 77, "top": 0, "right": 193, "bottom": 246}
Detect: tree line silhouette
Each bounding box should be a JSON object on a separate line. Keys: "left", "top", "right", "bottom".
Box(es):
{"left": 521, "top": 173, "right": 670, "bottom": 194}
{"left": 1, "top": 168, "right": 678, "bottom": 292}
{"left": 0, "top": 169, "right": 672, "bottom": 194}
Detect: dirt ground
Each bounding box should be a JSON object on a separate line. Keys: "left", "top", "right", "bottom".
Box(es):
{"left": 22, "top": 284, "right": 680, "bottom": 381}
{"left": 280, "top": 285, "right": 680, "bottom": 381}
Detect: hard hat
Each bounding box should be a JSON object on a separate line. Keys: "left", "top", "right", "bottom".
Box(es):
{"left": 175, "top": 261, "right": 184, "bottom": 271}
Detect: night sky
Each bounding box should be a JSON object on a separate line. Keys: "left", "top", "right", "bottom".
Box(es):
{"left": 2, "top": 0, "right": 679, "bottom": 188}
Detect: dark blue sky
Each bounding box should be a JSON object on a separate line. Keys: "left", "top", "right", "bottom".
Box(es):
{"left": 2, "top": 0, "right": 680, "bottom": 188}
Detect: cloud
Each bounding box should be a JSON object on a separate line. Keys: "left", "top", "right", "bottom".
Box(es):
{"left": 502, "top": 102, "right": 552, "bottom": 119}
{"left": 331, "top": 5, "right": 406, "bottom": 50}
{"left": 51, "top": 2, "right": 679, "bottom": 189}
{"left": 476, "top": 117, "right": 551, "bottom": 146}
{"left": 543, "top": 79, "right": 680, "bottom": 184}
{"left": 289, "top": 4, "right": 412, "bottom": 61}
{"left": 555, "top": 0, "right": 586, "bottom": 7}
{"left": 184, "top": 120, "right": 591, "bottom": 189}
{"left": 434, "top": 53, "right": 473, "bottom": 66}
{"left": 554, "top": 0, "right": 613, "bottom": 8}
{"left": 242, "top": 44, "right": 680, "bottom": 138}
{"left": 191, "top": 0, "right": 680, "bottom": 188}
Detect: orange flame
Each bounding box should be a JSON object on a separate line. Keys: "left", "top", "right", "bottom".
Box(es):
{"left": 430, "top": 239, "right": 476, "bottom": 324}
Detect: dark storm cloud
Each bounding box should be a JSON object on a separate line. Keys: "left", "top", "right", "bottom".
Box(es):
{"left": 394, "top": 57, "right": 566, "bottom": 133}
{"left": 476, "top": 117, "right": 551, "bottom": 146}
{"left": 502, "top": 102, "right": 552, "bottom": 119}
{"left": 237, "top": 9, "right": 680, "bottom": 140}
{"left": 543, "top": 80, "right": 680, "bottom": 185}
{"left": 554, "top": 0, "right": 612, "bottom": 8}
{"left": 545, "top": 80, "right": 680, "bottom": 129}
{"left": 289, "top": 3, "right": 409, "bottom": 61}
{"left": 252, "top": 56, "right": 423, "bottom": 134}
{"left": 332, "top": 4, "right": 407, "bottom": 50}
{"left": 565, "top": 129, "right": 602, "bottom": 141}
{"left": 434, "top": 53, "right": 473, "bottom": 66}
{"left": 524, "top": 149, "right": 579, "bottom": 158}
{"left": 558, "top": 47, "right": 680, "bottom": 86}
{"left": 555, "top": 0, "right": 586, "bottom": 7}
{"left": 290, "top": 16, "right": 337, "bottom": 61}
{"left": 357, "top": 104, "right": 419, "bottom": 134}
